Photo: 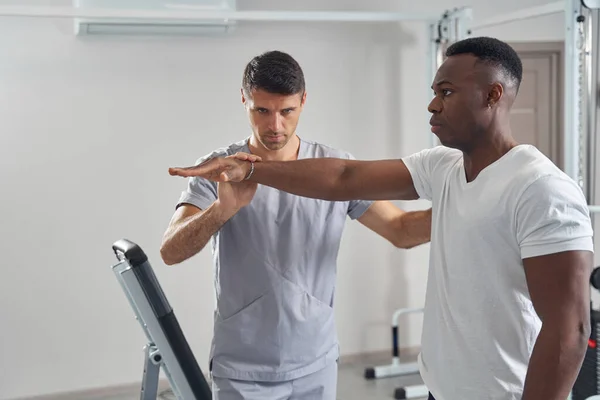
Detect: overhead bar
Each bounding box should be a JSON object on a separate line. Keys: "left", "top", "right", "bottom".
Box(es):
{"left": 0, "top": 5, "right": 440, "bottom": 22}
{"left": 470, "top": 1, "right": 564, "bottom": 30}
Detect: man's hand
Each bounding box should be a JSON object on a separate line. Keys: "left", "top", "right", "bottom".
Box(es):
{"left": 169, "top": 156, "right": 251, "bottom": 182}
{"left": 227, "top": 152, "right": 262, "bottom": 162}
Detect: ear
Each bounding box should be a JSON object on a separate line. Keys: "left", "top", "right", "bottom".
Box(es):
{"left": 241, "top": 88, "right": 246, "bottom": 105}
{"left": 487, "top": 82, "right": 503, "bottom": 107}
{"left": 301, "top": 91, "right": 307, "bottom": 106}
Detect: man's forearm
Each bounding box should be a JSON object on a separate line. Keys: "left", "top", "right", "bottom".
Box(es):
{"left": 160, "top": 201, "right": 235, "bottom": 265}
{"left": 395, "top": 208, "right": 432, "bottom": 248}
{"left": 248, "top": 158, "right": 417, "bottom": 201}
{"left": 521, "top": 323, "right": 589, "bottom": 400}
{"left": 248, "top": 158, "right": 350, "bottom": 200}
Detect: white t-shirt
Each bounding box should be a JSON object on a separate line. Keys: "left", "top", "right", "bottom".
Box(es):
{"left": 402, "top": 144, "right": 594, "bottom": 400}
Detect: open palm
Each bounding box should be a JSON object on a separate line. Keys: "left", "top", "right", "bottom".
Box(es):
{"left": 169, "top": 157, "right": 247, "bottom": 182}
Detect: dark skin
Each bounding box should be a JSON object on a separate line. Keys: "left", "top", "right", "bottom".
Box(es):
{"left": 169, "top": 53, "right": 592, "bottom": 399}
{"left": 429, "top": 54, "right": 519, "bottom": 181}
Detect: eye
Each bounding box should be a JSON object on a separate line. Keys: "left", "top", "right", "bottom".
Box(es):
{"left": 281, "top": 109, "right": 293, "bottom": 115}
{"left": 433, "top": 89, "right": 452, "bottom": 97}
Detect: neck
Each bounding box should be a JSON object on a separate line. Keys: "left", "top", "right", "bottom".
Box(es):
{"left": 463, "top": 124, "right": 518, "bottom": 182}
{"left": 248, "top": 134, "right": 301, "bottom": 161}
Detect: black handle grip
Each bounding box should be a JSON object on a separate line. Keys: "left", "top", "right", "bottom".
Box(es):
{"left": 591, "top": 266, "right": 600, "bottom": 290}
{"left": 112, "top": 238, "right": 148, "bottom": 267}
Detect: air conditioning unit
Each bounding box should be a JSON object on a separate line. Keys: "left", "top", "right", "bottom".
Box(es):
{"left": 73, "top": 0, "right": 236, "bottom": 36}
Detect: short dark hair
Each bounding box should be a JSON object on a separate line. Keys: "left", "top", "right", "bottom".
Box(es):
{"left": 242, "top": 50, "right": 305, "bottom": 97}
{"left": 446, "top": 36, "right": 523, "bottom": 90}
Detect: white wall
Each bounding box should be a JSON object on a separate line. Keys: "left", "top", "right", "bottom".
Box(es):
{"left": 0, "top": 0, "right": 572, "bottom": 399}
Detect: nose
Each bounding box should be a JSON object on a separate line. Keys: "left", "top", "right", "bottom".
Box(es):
{"left": 267, "top": 113, "right": 284, "bottom": 132}
{"left": 428, "top": 96, "right": 442, "bottom": 114}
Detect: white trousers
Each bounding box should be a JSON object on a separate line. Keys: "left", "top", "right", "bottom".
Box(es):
{"left": 211, "top": 361, "right": 338, "bottom": 400}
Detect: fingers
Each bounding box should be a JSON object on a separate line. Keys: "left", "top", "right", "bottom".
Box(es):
{"left": 227, "top": 152, "right": 262, "bottom": 162}
{"left": 168, "top": 167, "right": 194, "bottom": 177}
{"left": 168, "top": 161, "right": 217, "bottom": 178}
{"left": 168, "top": 156, "right": 249, "bottom": 182}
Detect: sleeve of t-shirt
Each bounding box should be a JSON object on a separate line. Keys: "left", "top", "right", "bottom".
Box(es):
{"left": 345, "top": 152, "right": 374, "bottom": 220}
{"left": 516, "top": 174, "right": 594, "bottom": 259}
{"left": 401, "top": 145, "right": 453, "bottom": 201}
{"left": 175, "top": 152, "right": 222, "bottom": 211}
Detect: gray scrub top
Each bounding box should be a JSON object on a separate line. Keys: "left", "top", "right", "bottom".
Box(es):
{"left": 177, "top": 137, "right": 373, "bottom": 382}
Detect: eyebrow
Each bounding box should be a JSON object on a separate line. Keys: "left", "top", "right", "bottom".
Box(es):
{"left": 431, "top": 79, "right": 453, "bottom": 89}
{"left": 253, "top": 106, "right": 298, "bottom": 110}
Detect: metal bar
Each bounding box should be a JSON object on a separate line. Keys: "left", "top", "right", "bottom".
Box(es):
{"left": 427, "top": 22, "right": 439, "bottom": 149}
{"left": 589, "top": 206, "right": 600, "bottom": 213}
{"left": 564, "top": 0, "right": 581, "bottom": 182}
{"left": 471, "top": 1, "right": 564, "bottom": 30}
{"left": 0, "top": 5, "right": 440, "bottom": 22}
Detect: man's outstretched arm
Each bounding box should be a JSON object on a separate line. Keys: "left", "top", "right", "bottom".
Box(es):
{"left": 169, "top": 156, "right": 420, "bottom": 201}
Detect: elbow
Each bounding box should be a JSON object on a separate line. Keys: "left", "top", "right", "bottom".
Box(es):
{"left": 392, "top": 238, "right": 418, "bottom": 249}
{"left": 574, "top": 311, "right": 592, "bottom": 346}
{"left": 544, "top": 315, "right": 591, "bottom": 354}
{"left": 331, "top": 161, "right": 355, "bottom": 201}
{"left": 578, "top": 319, "right": 592, "bottom": 346}
{"left": 573, "top": 320, "right": 591, "bottom": 359}
{"left": 160, "top": 247, "right": 176, "bottom": 266}
{"left": 159, "top": 239, "right": 180, "bottom": 266}
{"left": 393, "top": 239, "right": 426, "bottom": 250}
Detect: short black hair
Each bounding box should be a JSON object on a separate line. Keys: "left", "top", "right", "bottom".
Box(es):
{"left": 446, "top": 36, "right": 523, "bottom": 90}
{"left": 242, "top": 50, "right": 305, "bottom": 97}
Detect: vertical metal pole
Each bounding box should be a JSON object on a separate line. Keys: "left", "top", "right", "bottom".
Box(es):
{"left": 564, "top": 0, "right": 582, "bottom": 183}
{"left": 584, "top": 7, "right": 597, "bottom": 203}
{"left": 455, "top": 7, "right": 473, "bottom": 40}
{"left": 427, "top": 7, "right": 472, "bottom": 149}
{"left": 428, "top": 21, "right": 439, "bottom": 148}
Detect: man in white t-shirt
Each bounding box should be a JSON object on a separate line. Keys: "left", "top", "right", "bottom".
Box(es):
{"left": 168, "top": 37, "right": 595, "bottom": 400}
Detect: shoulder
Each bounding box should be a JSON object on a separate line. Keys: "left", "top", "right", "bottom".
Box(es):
{"left": 425, "top": 145, "right": 462, "bottom": 165}
{"left": 511, "top": 146, "right": 581, "bottom": 197}
{"left": 512, "top": 146, "right": 588, "bottom": 212}
{"left": 301, "top": 138, "right": 356, "bottom": 159}
{"left": 194, "top": 138, "right": 249, "bottom": 164}
{"left": 402, "top": 145, "right": 462, "bottom": 171}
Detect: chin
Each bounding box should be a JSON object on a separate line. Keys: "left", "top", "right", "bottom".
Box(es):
{"left": 261, "top": 137, "right": 290, "bottom": 150}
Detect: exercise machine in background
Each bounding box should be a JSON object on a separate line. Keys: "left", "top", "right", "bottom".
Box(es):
{"left": 111, "top": 238, "right": 212, "bottom": 400}
{"left": 364, "top": 307, "right": 423, "bottom": 380}
{"left": 362, "top": 307, "right": 428, "bottom": 399}
{"left": 572, "top": 266, "right": 600, "bottom": 400}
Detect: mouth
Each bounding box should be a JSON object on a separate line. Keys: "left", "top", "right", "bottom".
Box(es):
{"left": 429, "top": 120, "right": 443, "bottom": 134}
{"left": 264, "top": 135, "right": 285, "bottom": 142}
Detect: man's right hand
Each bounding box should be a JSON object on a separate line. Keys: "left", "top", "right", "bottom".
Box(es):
{"left": 169, "top": 157, "right": 251, "bottom": 182}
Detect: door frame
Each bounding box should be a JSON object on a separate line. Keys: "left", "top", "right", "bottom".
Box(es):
{"left": 509, "top": 41, "right": 564, "bottom": 168}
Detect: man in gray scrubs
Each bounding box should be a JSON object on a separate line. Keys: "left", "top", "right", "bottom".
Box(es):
{"left": 160, "top": 50, "right": 432, "bottom": 399}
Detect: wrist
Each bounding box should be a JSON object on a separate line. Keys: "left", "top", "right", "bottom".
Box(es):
{"left": 212, "top": 199, "right": 239, "bottom": 219}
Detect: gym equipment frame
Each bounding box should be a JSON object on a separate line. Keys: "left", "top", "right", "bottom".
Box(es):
{"left": 364, "top": 307, "right": 423, "bottom": 380}
{"left": 2, "top": 2, "right": 597, "bottom": 398}
{"left": 111, "top": 238, "right": 212, "bottom": 400}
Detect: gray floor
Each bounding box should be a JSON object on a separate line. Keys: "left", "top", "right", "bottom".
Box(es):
{"left": 336, "top": 353, "right": 426, "bottom": 400}
{"left": 91, "top": 352, "right": 426, "bottom": 400}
